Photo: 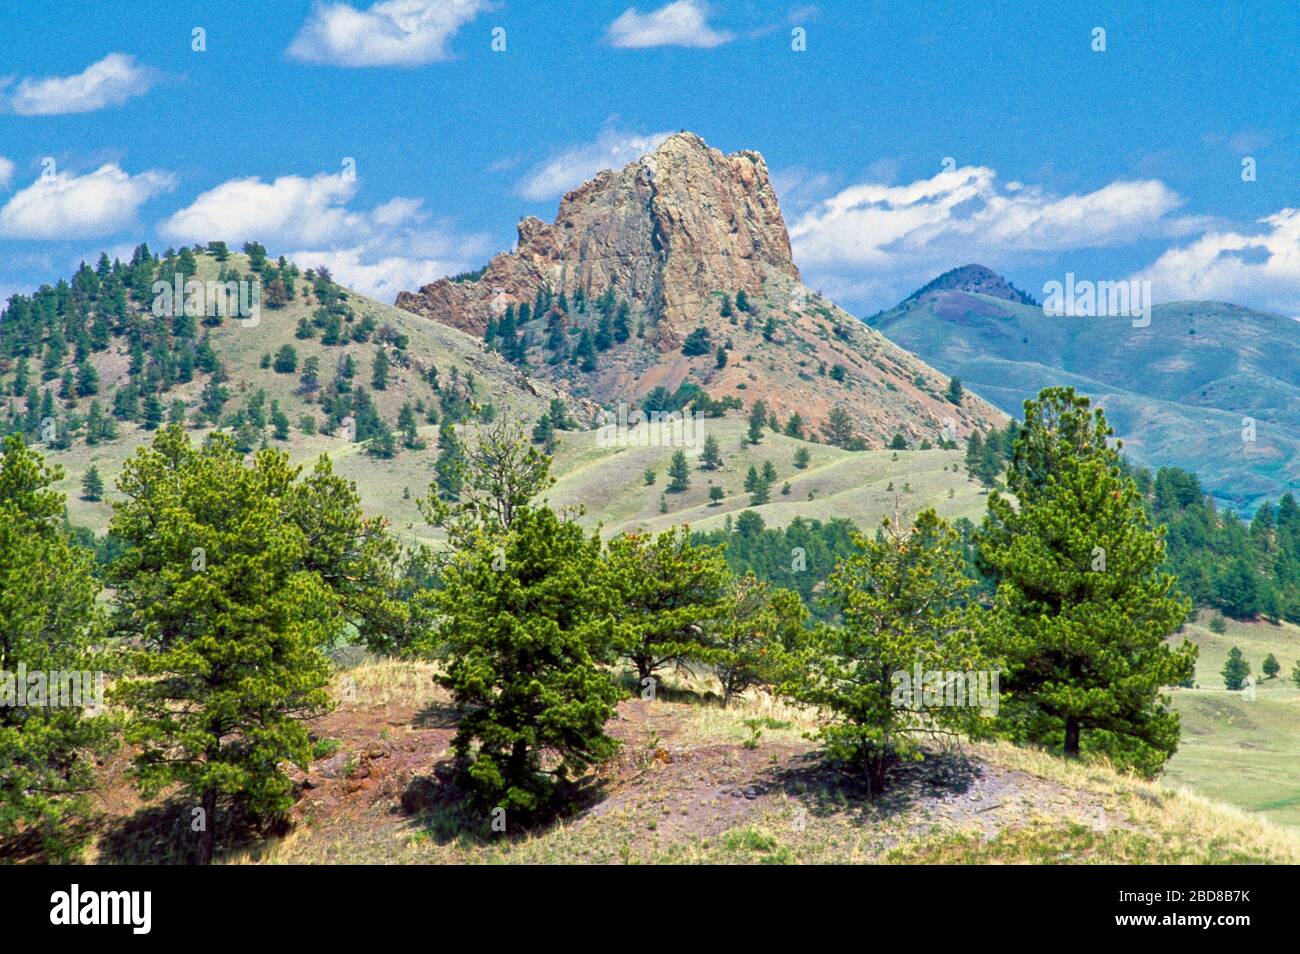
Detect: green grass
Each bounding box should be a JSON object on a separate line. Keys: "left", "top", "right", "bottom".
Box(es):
{"left": 547, "top": 415, "right": 988, "bottom": 537}
{"left": 1164, "top": 612, "right": 1300, "bottom": 828}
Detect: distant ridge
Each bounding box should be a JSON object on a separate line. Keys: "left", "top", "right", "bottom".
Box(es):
{"left": 902, "top": 264, "right": 1039, "bottom": 307}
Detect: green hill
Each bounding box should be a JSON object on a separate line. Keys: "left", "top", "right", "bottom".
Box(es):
{"left": 2, "top": 246, "right": 566, "bottom": 537}
{"left": 869, "top": 266, "right": 1300, "bottom": 512}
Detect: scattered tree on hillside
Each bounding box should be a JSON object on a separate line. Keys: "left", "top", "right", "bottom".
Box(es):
{"left": 1222, "top": 647, "right": 1251, "bottom": 691}
{"left": 976, "top": 388, "right": 1196, "bottom": 774}
{"left": 779, "top": 509, "right": 990, "bottom": 797}
{"left": 80, "top": 465, "right": 104, "bottom": 501}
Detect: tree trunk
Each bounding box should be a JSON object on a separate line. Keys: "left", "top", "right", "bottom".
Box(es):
{"left": 199, "top": 789, "right": 216, "bottom": 865}
{"left": 1063, "top": 715, "right": 1081, "bottom": 757}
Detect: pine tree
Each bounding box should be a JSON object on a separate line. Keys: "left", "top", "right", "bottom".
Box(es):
{"left": 794, "top": 447, "right": 811, "bottom": 469}
{"left": 700, "top": 434, "right": 723, "bottom": 470}
{"left": 433, "top": 422, "right": 464, "bottom": 500}
{"left": 747, "top": 400, "right": 767, "bottom": 444}
{"left": 273, "top": 344, "right": 298, "bottom": 374}
{"left": 604, "top": 527, "right": 731, "bottom": 683}
{"left": 428, "top": 422, "right": 619, "bottom": 814}
{"left": 0, "top": 437, "right": 115, "bottom": 859}
{"left": 1262, "top": 652, "right": 1280, "bottom": 679}
{"left": 80, "top": 465, "right": 104, "bottom": 501}
{"left": 397, "top": 402, "right": 422, "bottom": 448}
{"left": 371, "top": 349, "right": 389, "bottom": 390}
{"left": 710, "top": 575, "right": 805, "bottom": 706}
{"left": 778, "top": 510, "right": 990, "bottom": 797}
{"left": 666, "top": 449, "right": 691, "bottom": 493}
{"left": 945, "top": 376, "right": 964, "bottom": 405}
{"left": 821, "top": 405, "right": 855, "bottom": 447}
{"left": 109, "top": 426, "right": 341, "bottom": 863}
{"left": 1222, "top": 647, "right": 1251, "bottom": 690}
{"left": 976, "top": 387, "right": 1195, "bottom": 773}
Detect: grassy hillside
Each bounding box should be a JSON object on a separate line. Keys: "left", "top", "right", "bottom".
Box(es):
{"left": 870, "top": 286, "right": 1300, "bottom": 511}
{"left": 28, "top": 250, "right": 562, "bottom": 536}
{"left": 547, "top": 415, "right": 986, "bottom": 538}
{"left": 1165, "top": 611, "right": 1300, "bottom": 828}
{"left": 79, "top": 660, "right": 1300, "bottom": 865}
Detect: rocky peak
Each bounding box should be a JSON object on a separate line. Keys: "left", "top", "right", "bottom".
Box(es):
{"left": 395, "top": 132, "right": 799, "bottom": 346}
{"left": 903, "top": 264, "right": 1039, "bottom": 307}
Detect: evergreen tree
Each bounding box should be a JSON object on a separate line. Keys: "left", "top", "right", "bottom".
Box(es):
{"left": 821, "top": 405, "right": 855, "bottom": 447}
{"left": 109, "top": 427, "right": 342, "bottom": 862}
{"left": 976, "top": 388, "right": 1196, "bottom": 773}
{"left": 80, "top": 465, "right": 104, "bottom": 501}
{"left": 794, "top": 447, "right": 811, "bottom": 469}
{"left": 433, "top": 421, "right": 465, "bottom": 501}
{"left": 710, "top": 575, "right": 805, "bottom": 706}
{"left": 778, "top": 510, "right": 990, "bottom": 796}
{"left": 747, "top": 400, "right": 767, "bottom": 444}
{"left": 666, "top": 449, "right": 691, "bottom": 493}
{"left": 604, "top": 527, "right": 731, "bottom": 683}
{"left": 426, "top": 422, "right": 619, "bottom": 814}
{"left": 946, "top": 376, "right": 964, "bottom": 405}
{"left": 1262, "top": 652, "right": 1280, "bottom": 679}
{"left": 700, "top": 434, "right": 723, "bottom": 470}
{"left": 371, "top": 349, "right": 389, "bottom": 390}
{"left": 0, "top": 437, "right": 114, "bottom": 859}
{"left": 397, "top": 402, "right": 422, "bottom": 449}
{"left": 273, "top": 344, "right": 298, "bottom": 374}
{"left": 1221, "top": 647, "right": 1251, "bottom": 691}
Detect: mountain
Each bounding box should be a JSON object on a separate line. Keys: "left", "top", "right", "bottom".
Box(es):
{"left": 397, "top": 133, "right": 1006, "bottom": 448}
{"left": 2, "top": 247, "right": 572, "bottom": 537}
{"left": 869, "top": 265, "right": 1300, "bottom": 510}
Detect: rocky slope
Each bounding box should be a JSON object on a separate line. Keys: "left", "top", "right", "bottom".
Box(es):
{"left": 397, "top": 133, "right": 1006, "bottom": 447}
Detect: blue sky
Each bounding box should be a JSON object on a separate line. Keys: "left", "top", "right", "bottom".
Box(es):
{"left": 0, "top": 0, "right": 1296, "bottom": 316}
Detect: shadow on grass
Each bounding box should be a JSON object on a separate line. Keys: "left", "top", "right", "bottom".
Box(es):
{"left": 615, "top": 670, "right": 723, "bottom": 707}
{"left": 399, "top": 759, "right": 612, "bottom": 847}
{"left": 764, "top": 747, "right": 984, "bottom": 826}
{"left": 96, "top": 798, "right": 289, "bottom": 865}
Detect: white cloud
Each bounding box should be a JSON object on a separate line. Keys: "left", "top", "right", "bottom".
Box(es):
{"left": 288, "top": 0, "right": 491, "bottom": 67}
{"left": 285, "top": 246, "right": 472, "bottom": 302}
{"left": 1133, "top": 208, "right": 1300, "bottom": 317}
{"left": 789, "top": 164, "right": 1191, "bottom": 304}
{"left": 160, "top": 171, "right": 369, "bottom": 248}
{"left": 517, "top": 126, "right": 674, "bottom": 201}
{"left": 606, "top": 1, "right": 734, "bottom": 48}
{"left": 160, "top": 168, "right": 491, "bottom": 301}
{"left": 0, "top": 156, "right": 13, "bottom": 190}
{"left": 4, "top": 53, "right": 157, "bottom": 115}
{"left": 0, "top": 164, "right": 175, "bottom": 240}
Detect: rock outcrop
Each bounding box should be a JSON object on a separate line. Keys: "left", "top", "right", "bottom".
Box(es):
{"left": 395, "top": 132, "right": 798, "bottom": 349}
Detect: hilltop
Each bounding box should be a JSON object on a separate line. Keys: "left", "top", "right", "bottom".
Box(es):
{"left": 869, "top": 266, "right": 1300, "bottom": 511}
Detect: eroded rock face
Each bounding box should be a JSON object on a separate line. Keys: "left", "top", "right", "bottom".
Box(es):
{"left": 394, "top": 132, "right": 799, "bottom": 348}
